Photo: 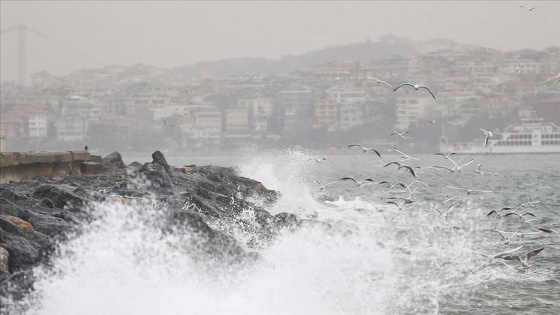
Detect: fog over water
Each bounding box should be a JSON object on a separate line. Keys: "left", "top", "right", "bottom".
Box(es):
{"left": 1, "top": 1, "right": 558, "bottom": 82}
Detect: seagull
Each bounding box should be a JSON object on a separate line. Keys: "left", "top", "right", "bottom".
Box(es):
{"left": 495, "top": 229, "right": 520, "bottom": 245}
{"left": 427, "top": 119, "right": 436, "bottom": 124}
{"left": 340, "top": 177, "right": 376, "bottom": 187}
{"left": 308, "top": 157, "right": 326, "bottom": 163}
{"left": 385, "top": 199, "right": 412, "bottom": 211}
{"left": 391, "top": 130, "right": 413, "bottom": 141}
{"left": 378, "top": 181, "right": 407, "bottom": 189}
{"left": 475, "top": 164, "right": 484, "bottom": 175}
{"left": 434, "top": 203, "right": 459, "bottom": 220}
{"left": 362, "top": 76, "right": 393, "bottom": 88}
{"left": 314, "top": 177, "right": 338, "bottom": 191}
{"left": 480, "top": 129, "right": 493, "bottom": 147}
{"left": 501, "top": 247, "right": 544, "bottom": 271}
{"left": 393, "top": 83, "right": 436, "bottom": 99}
{"left": 520, "top": 5, "right": 537, "bottom": 11}
{"left": 431, "top": 158, "right": 475, "bottom": 173}
{"left": 486, "top": 207, "right": 514, "bottom": 217}
{"left": 347, "top": 144, "right": 382, "bottom": 158}
{"left": 446, "top": 121, "right": 463, "bottom": 126}
{"left": 504, "top": 212, "right": 537, "bottom": 223}
{"left": 515, "top": 63, "right": 523, "bottom": 74}
{"left": 162, "top": 119, "right": 174, "bottom": 128}
{"left": 536, "top": 227, "right": 560, "bottom": 238}
{"left": 390, "top": 148, "right": 421, "bottom": 161}
{"left": 436, "top": 152, "right": 456, "bottom": 161}
{"left": 384, "top": 161, "right": 417, "bottom": 178}
{"left": 539, "top": 73, "right": 560, "bottom": 85}
{"left": 446, "top": 185, "right": 493, "bottom": 195}
{"left": 470, "top": 245, "right": 524, "bottom": 274}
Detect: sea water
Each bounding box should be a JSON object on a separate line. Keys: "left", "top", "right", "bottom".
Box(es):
{"left": 7, "top": 149, "right": 560, "bottom": 314}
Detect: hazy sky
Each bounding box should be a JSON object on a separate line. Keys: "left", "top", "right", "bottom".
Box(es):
{"left": 1, "top": 1, "right": 557, "bottom": 83}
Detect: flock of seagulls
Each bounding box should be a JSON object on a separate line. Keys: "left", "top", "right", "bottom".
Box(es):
{"left": 307, "top": 123, "right": 556, "bottom": 275}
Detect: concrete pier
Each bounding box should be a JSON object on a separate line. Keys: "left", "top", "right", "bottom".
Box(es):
{"left": 0, "top": 151, "right": 101, "bottom": 184}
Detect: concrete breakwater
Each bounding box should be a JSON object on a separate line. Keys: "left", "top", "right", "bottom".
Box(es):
{"left": 0, "top": 151, "right": 101, "bottom": 184}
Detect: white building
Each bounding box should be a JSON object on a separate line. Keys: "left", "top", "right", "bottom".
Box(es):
{"left": 27, "top": 115, "right": 48, "bottom": 138}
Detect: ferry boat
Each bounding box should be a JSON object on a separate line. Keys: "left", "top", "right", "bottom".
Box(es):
{"left": 438, "top": 115, "right": 560, "bottom": 155}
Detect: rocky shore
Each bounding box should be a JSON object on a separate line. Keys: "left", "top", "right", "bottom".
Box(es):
{"left": 0, "top": 150, "right": 302, "bottom": 311}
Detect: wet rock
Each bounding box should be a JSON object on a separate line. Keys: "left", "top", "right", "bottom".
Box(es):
{"left": 102, "top": 151, "right": 127, "bottom": 171}
{"left": 0, "top": 150, "right": 290, "bottom": 309}
{"left": 151, "top": 150, "right": 171, "bottom": 176}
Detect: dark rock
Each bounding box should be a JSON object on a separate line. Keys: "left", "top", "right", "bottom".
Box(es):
{"left": 102, "top": 151, "right": 127, "bottom": 171}
{"left": 0, "top": 150, "right": 289, "bottom": 308}
{"left": 32, "top": 185, "right": 85, "bottom": 210}
{"left": 151, "top": 150, "right": 171, "bottom": 176}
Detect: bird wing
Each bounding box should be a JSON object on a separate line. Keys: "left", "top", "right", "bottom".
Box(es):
{"left": 419, "top": 86, "right": 436, "bottom": 99}
{"left": 402, "top": 166, "right": 417, "bottom": 178}
{"left": 392, "top": 83, "right": 413, "bottom": 92}
{"left": 526, "top": 247, "right": 544, "bottom": 260}
{"left": 384, "top": 161, "right": 401, "bottom": 168}
{"left": 340, "top": 177, "right": 358, "bottom": 184}
{"left": 368, "top": 149, "right": 382, "bottom": 158}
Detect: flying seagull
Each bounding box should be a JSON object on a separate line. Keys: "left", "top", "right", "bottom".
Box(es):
{"left": 362, "top": 76, "right": 393, "bottom": 88}
{"left": 340, "top": 177, "right": 376, "bottom": 187}
{"left": 480, "top": 129, "right": 493, "bottom": 147}
{"left": 446, "top": 185, "right": 493, "bottom": 195}
{"left": 520, "top": 5, "right": 537, "bottom": 11}
{"left": 501, "top": 247, "right": 544, "bottom": 271}
{"left": 314, "top": 177, "right": 338, "bottom": 191}
{"left": 307, "top": 157, "right": 326, "bottom": 163}
{"left": 391, "top": 130, "right": 413, "bottom": 141}
{"left": 347, "top": 144, "right": 382, "bottom": 158}
{"left": 384, "top": 161, "right": 417, "bottom": 178}
{"left": 390, "top": 148, "right": 421, "bottom": 161}
{"left": 393, "top": 83, "right": 436, "bottom": 99}
{"left": 539, "top": 73, "right": 560, "bottom": 85}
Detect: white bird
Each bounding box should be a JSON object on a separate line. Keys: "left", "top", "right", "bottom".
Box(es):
{"left": 504, "top": 211, "right": 537, "bottom": 223}
{"left": 501, "top": 247, "right": 544, "bottom": 271}
{"left": 431, "top": 157, "right": 475, "bottom": 173}
{"left": 393, "top": 83, "right": 436, "bottom": 99}
{"left": 314, "top": 177, "right": 338, "bottom": 191}
{"left": 384, "top": 161, "right": 417, "bottom": 178}
{"left": 434, "top": 203, "right": 459, "bottom": 220}
{"left": 347, "top": 144, "right": 382, "bottom": 158}
{"left": 539, "top": 73, "right": 560, "bottom": 85}
{"left": 470, "top": 245, "right": 524, "bottom": 274}
{"left": 390, "top": 148, "right": 421, "bottom": 161}
{"left": 427, "top": 119, "right": 436, "bottom": 124}
{"left": 520, "top": 5, "right": 537, "bottom": 11}
{"left": 480, "top": 128, "right": 493, "bottom": 147}
{"left": 435, "top": 152, "right": 456, "bottom": 161}
{"left": 446, "top": 185, "right": 493, "bottom": 195}
{"left": 362, "top": 76, "right": 393, "bottom": 88}
{"left": 446, "top": 121, "right": 463, "bottom": 126}
{"left": 307, "top": 157, "right": 326, "bottom": 163}
{"left": 515, "top": 63, "right": 523, "bottom": 74}
{"left": 475, "top": 163, "right": 485, "bottom": 175}
{"left": 340, "top": 177, "right": 376, "bottom": 187}
{"left": 391, "top": 130, "right": 413, "bottom": 141}
{"left": 495, "top": 229, "right": 520, "bottom": 245}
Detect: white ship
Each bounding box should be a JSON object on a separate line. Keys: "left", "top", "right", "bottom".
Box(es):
{"left": 438, "top": 115, "right": 560, "bottom": 155}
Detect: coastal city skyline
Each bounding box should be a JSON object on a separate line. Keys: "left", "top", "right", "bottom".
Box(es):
{"left": 1, "top": 1, "right": 559, "bottom": 83}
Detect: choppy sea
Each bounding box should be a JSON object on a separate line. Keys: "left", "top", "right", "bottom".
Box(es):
{"left": 8, "top": 149, "right": 560, "bottom": 314}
